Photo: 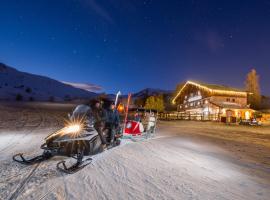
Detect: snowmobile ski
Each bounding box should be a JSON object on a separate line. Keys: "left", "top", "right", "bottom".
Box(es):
{"left": 13, "top": 152, "right": 52, "bottom": 165}
{"left": 56, "top": 157, "right": 92, "bottom": 174}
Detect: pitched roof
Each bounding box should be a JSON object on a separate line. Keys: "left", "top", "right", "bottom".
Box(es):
{"left": 172, "top": 80, "right": 247, "bottom": 104}
{"left": 189, "top": 81, "right": 244, "bottom": 92}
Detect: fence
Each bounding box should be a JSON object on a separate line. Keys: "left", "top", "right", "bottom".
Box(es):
{"left": 159, "top": 112, "right": 220, "bottom": 121}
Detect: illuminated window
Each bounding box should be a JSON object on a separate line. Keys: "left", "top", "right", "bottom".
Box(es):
{"left": 245, "top": 111, "right": 250, "bottom": 120}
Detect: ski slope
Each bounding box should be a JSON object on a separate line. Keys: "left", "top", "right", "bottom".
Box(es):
{"left": 0, "top": 103, "right": 270, "bottom": 200}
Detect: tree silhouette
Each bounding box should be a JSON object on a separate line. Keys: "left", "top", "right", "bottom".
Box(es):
{"left": 245, "top": 69, "right": 261, "bottom": 109}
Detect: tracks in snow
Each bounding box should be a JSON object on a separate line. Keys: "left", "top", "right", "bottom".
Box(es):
{"left": 0, "top": 105, "right": 66, "bottom": 200}
{"left": 8, "top": 163, "right": 41, "bottom": 200}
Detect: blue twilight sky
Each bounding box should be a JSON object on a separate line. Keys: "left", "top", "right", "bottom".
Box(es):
{"left": 0, "top": 0, "right": 270, "bottom": 94}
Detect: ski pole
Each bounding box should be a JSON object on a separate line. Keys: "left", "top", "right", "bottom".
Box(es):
{"left": 123, "top": 93, "right": 131, "bottom": 135}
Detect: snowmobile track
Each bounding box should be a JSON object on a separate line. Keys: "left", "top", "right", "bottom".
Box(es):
{"left": 8, "top": 163, "right": 41, "bottom": 200}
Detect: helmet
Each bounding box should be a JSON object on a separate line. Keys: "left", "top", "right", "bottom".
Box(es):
{"left": 90, "top": 99, "right": 101, "bottom": 107}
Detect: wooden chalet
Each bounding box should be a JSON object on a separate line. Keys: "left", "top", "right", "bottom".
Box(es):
{"left": 172, "top": 81, "right": 254, "bottom": 122}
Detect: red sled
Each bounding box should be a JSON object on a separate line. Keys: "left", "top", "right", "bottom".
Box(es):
{"left": 124, "top": 120, "right": 144, "bottom": 136}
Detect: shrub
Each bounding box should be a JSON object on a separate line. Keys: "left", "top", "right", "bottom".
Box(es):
{"left": 29, "top": 97, "right": 34, "bottom": 101}
{"left": 64, "top": 95, "right": 71, "bottom": 101}
{"left": 16, "top": 94, "right": 23, "bottom": 101}
{"left": 49, "top": 96, "right": 55, "bottom": 102}
{"left": 25, "top": 87, "right": 32, "bottom": 93}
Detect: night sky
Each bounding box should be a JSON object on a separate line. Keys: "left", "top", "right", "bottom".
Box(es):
{"left": 0, "top": 0, "right": 270, "bottom": 94}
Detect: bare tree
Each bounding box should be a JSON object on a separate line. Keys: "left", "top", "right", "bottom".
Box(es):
{"left": 245, "top": 69, "right": 261, "bottom": 109}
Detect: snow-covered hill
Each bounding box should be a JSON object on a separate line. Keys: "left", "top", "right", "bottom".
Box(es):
{"left": 133, "top": 88, "right": 173, "bottom": 98}
{"left": 106, "top": 88, "right": 172, "bottom": 102}
{"left": 0, "top": 63, "right": 97, "bottom": 101}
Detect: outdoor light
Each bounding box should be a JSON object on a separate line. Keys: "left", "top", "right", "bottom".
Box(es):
{"left": 117, "top": 104, "right": 124, "bottom": 112}
{"left": 222, "top": 108, "right": 226, "bottom": 115}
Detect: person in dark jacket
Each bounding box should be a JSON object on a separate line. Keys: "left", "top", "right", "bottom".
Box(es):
{"left": 90, "top": 99, "right": 107, "bottom": 146}
{"left": 105, "top": 102, "right": 120, "bottom": 146}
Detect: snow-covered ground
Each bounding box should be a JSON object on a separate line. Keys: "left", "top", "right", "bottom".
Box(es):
{"left": 0, "top": 103, "right": 270, "bottom": 200}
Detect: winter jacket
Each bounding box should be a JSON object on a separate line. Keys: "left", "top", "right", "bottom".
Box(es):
{"left": 106, "top": 109, "right": 120, "bottom": 128}
{"left": 92, "top": 107, "right": 107, "bottom": 126}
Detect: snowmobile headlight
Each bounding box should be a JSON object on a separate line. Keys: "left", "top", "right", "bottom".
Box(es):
{"left": 64, "top": 124, "right": 81, "bottom": 134}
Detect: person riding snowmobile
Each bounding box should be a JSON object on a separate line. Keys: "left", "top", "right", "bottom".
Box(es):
{"left": 90, "top": 99, "right": 107, "bottom": 147}
{"left": 104, "top": 101, "right": 120, "bottom": 146}
{"left": 13, "top": 103, "right": 121, "bottom": 174}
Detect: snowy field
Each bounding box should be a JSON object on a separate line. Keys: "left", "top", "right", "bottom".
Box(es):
{"left": 0, "top": 103, "right": 270, "bottom": 200}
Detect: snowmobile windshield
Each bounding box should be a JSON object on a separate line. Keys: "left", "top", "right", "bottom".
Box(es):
{"left": 71, "top": 105, "right": 94, "bottom": 125}
{"left": 72, "top": 105, "right": 91, "bottom": 117}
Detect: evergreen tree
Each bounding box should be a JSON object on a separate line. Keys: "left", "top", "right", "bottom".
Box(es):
{"left": 245, "top": 69, "right": 261, "bottom": 109}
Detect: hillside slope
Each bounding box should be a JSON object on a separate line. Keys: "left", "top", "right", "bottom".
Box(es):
{"left": 0, "top": 63, "right": 96, "bottom": 101}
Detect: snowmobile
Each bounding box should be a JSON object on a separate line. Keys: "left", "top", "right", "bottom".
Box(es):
{"left": 13, "top": 104, "right": 122, "bottom": 174}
